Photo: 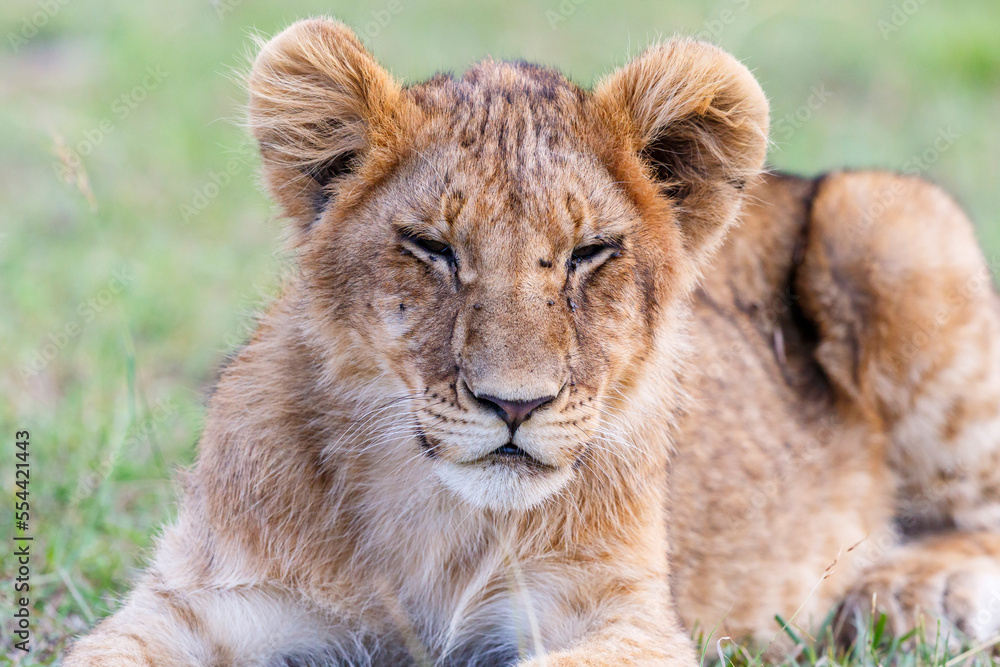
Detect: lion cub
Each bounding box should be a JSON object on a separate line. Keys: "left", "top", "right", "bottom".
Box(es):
{"left": 66, "top": 17, "right": 1000, "bottom": 667}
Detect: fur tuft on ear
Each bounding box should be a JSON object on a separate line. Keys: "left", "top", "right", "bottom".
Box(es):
{"left": 592, "top": 39, "right": 770, "bottom": 261}
{"left": 247, "top": 18, "right": 413, "bottom": 239}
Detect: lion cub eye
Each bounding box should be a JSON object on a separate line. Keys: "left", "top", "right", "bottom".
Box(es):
{"left": 569, "top": 240, "right": 622, "bottom": 270}
{"left": 403, "top": 233, "right": 454, "bottom": 262}
{"left": 416, "top": 237, "right": 451, "bottom": 256}
{"left": 571, "top": 244, "right": 605, "bottom": 262}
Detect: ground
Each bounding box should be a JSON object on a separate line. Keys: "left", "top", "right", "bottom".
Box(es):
{"left": 2, "top": 0, "right": 1000, "bottom": 664}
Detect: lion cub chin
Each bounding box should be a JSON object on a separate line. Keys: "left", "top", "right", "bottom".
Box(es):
{"left": 65, "top": 16, "right": 769, "bottom": 666}
{"left": 434, "top": 456, "right": 579, "bottom": 512}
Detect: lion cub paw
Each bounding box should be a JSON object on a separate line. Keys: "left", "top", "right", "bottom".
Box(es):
{"left": 841, "top": 532, "right": 1000, "bottom": 644}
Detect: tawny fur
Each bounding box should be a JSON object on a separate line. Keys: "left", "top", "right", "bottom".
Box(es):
{"left": 65, "top": 18, "right": 1000, "bottom": 667}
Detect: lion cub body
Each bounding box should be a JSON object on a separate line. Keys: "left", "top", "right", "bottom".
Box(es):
{"left": 66, "top": 19, "right": 1000, "bottom": 667}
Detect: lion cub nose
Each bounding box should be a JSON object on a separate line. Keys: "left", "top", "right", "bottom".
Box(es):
{"left": 474, "top": 393, "right": 555, "bottom": 433}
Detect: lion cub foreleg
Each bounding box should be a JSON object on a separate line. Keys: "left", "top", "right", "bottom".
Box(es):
{"left": 519, "top": 571, "right": 695, "bottom": 667}
{"left": 516, "top": 491, "right": 697, "bottom": 667}
{"left": 64, "top": 526, "right": 335, "bottom": 667}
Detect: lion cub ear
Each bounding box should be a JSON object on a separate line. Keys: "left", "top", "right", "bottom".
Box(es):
{"left": 247, "top": 18, "right": 413, "bottom": 240}
{"left": 592, "top": 40, "right": 769, "bottom": 262}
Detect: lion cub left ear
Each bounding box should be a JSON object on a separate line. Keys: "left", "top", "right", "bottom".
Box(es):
{"left": 592, "top": 40, "right": 769, "bottom": 262}
{"left": 247, "top": 18, "right": 415, "bottom": 241}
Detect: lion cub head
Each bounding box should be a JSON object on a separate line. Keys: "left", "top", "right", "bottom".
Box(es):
{"left": 247, "top": 19, "right": 768, "bottom": 511}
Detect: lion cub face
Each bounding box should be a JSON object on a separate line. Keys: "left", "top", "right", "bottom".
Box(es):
{"left": 248, "top": 20, "right": 768, "bottom": 510}
{"left": 330, "top": 80, "right": 652, "bottom": 510}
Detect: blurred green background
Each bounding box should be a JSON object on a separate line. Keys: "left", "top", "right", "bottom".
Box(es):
{"left": 1, "top": 0, "right": 999, "bottom": 662}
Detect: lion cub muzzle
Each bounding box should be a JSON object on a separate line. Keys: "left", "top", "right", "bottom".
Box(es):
{"left": 470, "top": 391, "right": 557, "bottom": 435}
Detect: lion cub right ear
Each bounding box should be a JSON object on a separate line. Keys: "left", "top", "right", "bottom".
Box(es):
{"left": 592, "top": 40, "right": 769, "bottom": 265}
{"left": 247, "top": 18, "right": 414, "bottom": 241}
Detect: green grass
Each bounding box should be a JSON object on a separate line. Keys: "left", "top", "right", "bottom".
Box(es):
{"left": 702, "top": 609, "right": 1000, "bottom": 667}
{"left": 2, "top": 0, "right": 1000, "bottom": 664}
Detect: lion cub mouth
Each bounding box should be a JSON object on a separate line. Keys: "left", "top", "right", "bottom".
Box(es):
{"left": 492, "top": 442, "right": 531, "bottom": 458}
{"left": 483, "top": 442, "right": 555, "bottom": 473}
